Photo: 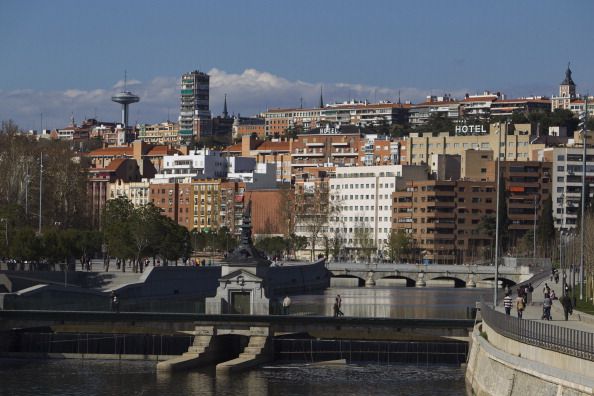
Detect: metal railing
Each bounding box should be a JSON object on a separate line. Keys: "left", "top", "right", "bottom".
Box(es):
{"left": 480, "top": 301, "right": 594, "bottom": 361}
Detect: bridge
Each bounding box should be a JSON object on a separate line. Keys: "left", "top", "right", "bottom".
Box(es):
{"left": 326, "top": 262, "right": 539, "bottom": 288}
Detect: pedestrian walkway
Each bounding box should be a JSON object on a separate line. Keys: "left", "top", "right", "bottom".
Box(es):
{"left": 496, "top": 274, "right": 594, "bottom": 332}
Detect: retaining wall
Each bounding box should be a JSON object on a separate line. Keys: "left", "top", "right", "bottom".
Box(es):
{"left": 466, "top": 324, "right": 594, "bottom": 395}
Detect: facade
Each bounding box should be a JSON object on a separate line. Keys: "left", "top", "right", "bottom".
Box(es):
{"left": 138, "top": 122, "right": 180, "bottom": 145}
{"left": 180, "top": 70, "right": 211, "bottom": 141}
{"left": 358, "top": 135, "right": 394, "bottom": 166}
{"left": 150, "top": 178, "right": 222, "bottom": 231}
{"left": 329, "top": 165, "right": 428, "bottom": 258}
{"left": 391, "top": 180, "right": 496, "bottom": 265}
{"left": 108, "top": 179, "right": 150, "bottom": 207}
{"left": 400, "top": 123, "right": 537, "bottom": 166}
{"left": 290, "top": 125, "right": 363, "bottom": 174}
{"left": 232, "top": 116, "right": 266, "bottom": 140}
{"left": 154, "top": 149, "right": 227, "bottom": 182}
{"left": 87, "top": 159, "right": 142, "bottom": 228}
{"left": 408, "top": 95, "right": 460, "bottom": 128}
{"left": 486, "top": 161, "right": 552, "bottom": 239}
{"left": 548, "top": 146, "right": 594, "bottom": 230}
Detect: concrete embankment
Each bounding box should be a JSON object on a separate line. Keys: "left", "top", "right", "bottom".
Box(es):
{"left": 465, "top": 323, "right": 594, "bottom": 395}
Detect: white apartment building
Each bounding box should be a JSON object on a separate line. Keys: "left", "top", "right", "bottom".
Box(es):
{"left": 328, "top": 165, "right": 427, "bottom": 259}
{"left": 228, "top": 162, "right": 278, "bottom": 190}
{"left": 154, "top": 149, "right": 227, "bottom": 182}
{"left": 549, "top": 146, "right": 594, "bottom": 230}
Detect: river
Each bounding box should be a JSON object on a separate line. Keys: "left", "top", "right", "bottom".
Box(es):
{"left": 1, "top": 287, "right": 488, "bottom": 395}
{"left": 0, "top": 359, "right": 466, "bottom": 396}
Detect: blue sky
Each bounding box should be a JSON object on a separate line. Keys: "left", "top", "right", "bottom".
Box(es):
{"left": 1, "top": 0, "right": 593, "bottom": 130}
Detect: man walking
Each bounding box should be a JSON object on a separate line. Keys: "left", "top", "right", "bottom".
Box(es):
{"left": 282, "top": 295, "right": 291, "bottom": 315}
{"left": 559, "top": 292, "right": 573, "bottom": 321}
{"left": 503, "top": 293, "right": 513, "bottom": 315}
{"left": 515, "top": 291, "right": 525, "bottom": 319}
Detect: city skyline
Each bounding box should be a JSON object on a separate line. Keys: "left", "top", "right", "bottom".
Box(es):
{"left": 1, "top": 0, "right": 594, "bottom": 129}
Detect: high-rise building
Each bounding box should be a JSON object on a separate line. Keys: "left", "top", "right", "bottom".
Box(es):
{"left": 180, "top": 70, "right": 211, "bottom": 141}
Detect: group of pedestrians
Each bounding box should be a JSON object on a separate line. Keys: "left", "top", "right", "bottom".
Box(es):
{"left": 503, "top": 279, "right": 574, "bottom": 322}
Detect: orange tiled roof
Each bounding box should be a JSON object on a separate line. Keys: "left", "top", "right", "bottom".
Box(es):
{"left": 222, "top": 143, "right": 242, "bottom": 152}
{"left": 104, "top": 158, "right": 128, "bottom": 171}
{"left": 146, "top": 146, "right": 180, "bottom": 156}
{"left": 256, "top": 141, "right": 291, "bottom": 151}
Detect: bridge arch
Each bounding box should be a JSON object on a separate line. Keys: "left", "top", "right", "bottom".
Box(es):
{"left": 428, "top": 276, "right": 466, "bottom": 288}
{"left": 480, "top": 276, "right": 517, "bottom": 289}
{"left": 330, "top": 274, "right": 365, "bottom": 287}
{"left": 377, "top": 275, "right": 416, "bottom": 287}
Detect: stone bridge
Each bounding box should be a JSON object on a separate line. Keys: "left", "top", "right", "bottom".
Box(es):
{"left": 326, "top": 262, "right": 540, "bottom": 288}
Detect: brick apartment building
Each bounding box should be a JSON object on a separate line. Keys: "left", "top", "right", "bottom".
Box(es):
{"left": 392, "top": 180, "right": 496, "bottom": 265}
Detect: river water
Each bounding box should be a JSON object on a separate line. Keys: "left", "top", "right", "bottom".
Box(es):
{"left": 1, "top": 287, "right": 487, "bottom": 395}
{"left": 0, "top": 359, "right": 466, "bottom": 396}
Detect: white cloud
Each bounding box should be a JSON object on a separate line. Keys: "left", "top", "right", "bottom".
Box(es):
{"left": 112, "top": 79, "right": 142, "bottom": 90}
{"left": 0, "top": 68, "right": 467, "bottom": 131}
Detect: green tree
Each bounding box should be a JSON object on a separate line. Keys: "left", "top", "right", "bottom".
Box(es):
{"left": 537, "top": 195, "right": 555, "bottom": 253}
{"left": 387, "top": 230, "right": 410, "bottom": 262}
{"left": 158, "top": 217, "right": 191, "bottom": 264}
{"left": 415, "top": 113, "right": 455, "bottom": 133}
{"left": 102, "top": 197, "right": 135, "bottom": 267}
{"left": 10, "top": 227, "right": 41, "bottom": 262}
{"left": 128, "top": 203, "right": 163, "bottom": 272}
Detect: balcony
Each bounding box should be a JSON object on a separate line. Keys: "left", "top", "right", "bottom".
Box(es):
{"left": 331, "top": 151, "right": 358, "bottom": 157}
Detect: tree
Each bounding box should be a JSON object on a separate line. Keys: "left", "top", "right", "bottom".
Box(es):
{"left": 415, "top": 113, "right": 454, "bottom": 133}
{"left": 537, "top": 195, "right": 555, "bottom": 255}
{"left": 158, "top": 217, "right": 191, "bottom": 264}
{"left": 294, "top": 183, "right": 332, "bottom": 261}
{"left": 102, "top": 197, "right": 135, "bottom": 267}
{"left": 255, "top": 236, "right": 287, "bottom": 259}
{"left": 128, "top": 203, "right": 163, "bottom": 272}
{"left": 354, "top": 222, "right": 375, "bottom": 262}
{"left": 387, "top": 230, "right": 410, "bottom": 262}
{"left": 10, "top": 227, "right": 41, "bottom": 262}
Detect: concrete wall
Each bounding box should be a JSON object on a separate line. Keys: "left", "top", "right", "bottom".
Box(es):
{"left": 466, "top": 324, "right": 594, "bottom": 395}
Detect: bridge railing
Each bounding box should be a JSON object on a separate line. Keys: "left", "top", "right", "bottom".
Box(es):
{"left": 480, "top": 301, "right": 594, "bottom": 361}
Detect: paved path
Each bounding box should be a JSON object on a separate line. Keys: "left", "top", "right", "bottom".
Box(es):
{"left": 496, "top": 273, "right": 594, "bottom": 332}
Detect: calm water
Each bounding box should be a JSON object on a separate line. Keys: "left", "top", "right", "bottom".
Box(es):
{"left": 288, "top": 286, "right": 492, "bottom": 318}
{"left": 0, "top": 359, "right": 466, "bottom": 396}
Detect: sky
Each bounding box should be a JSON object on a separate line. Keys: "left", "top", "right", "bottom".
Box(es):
{"left": 1, "top": 0, "right": 594, "bottom": 130}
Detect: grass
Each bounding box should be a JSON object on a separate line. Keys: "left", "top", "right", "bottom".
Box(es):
{"left": 570, "top": 290, "right": 594, "bottom": 315}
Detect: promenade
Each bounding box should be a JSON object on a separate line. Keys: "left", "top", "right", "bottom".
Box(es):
{"left": 496, "top": 274, "right": 594, "bottom": 332}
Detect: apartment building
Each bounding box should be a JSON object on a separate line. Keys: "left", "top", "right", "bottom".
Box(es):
{"left": 108, "top": 179, "right": 150, "bottom": 207}
{"left": 180, "top": 70, "right": 211, "bottom": 140}
{"left": 400, "top": 123, "right": 538, "bottom": 166}
{"left": 138, "top": 122, "right": 180, "bottom": 145}
{"left": 543, "top": 146, "right": 594, "bottom": 230}
{"left": 153, "top": 149, "right": 227, "bottom": 182}
{"left": 392, "top": 180, "right": 496, "bottom": 265}
{"left": 329, "top": 165, "right": 427, "bottom": 258}
{"left": 291, "top": 125, "right": 363, "bottom": 174}
{"left": 150, "top": 178, "right": 222, "bottom": 231}
{"left": 485, "top": 161, "right": 552, "bottom": 239}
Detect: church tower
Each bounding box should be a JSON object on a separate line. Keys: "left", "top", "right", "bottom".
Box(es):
{"left": 552, "top": 63, "right": 577, "bottom": 110}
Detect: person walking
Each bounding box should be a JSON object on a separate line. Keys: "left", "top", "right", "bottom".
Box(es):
{"left": 336, "top": 294, "right": 344, "bottom": 317}
{"left": 503, "top": 293, "right": 513, "bottom": 315}
{"left": 282, "top": 295, "right": 291, "bottom": 315}
{"left": 542, "top": 293, "right": 552, "bottom": 320}
{"left": 515, "top": 291, "right": 525, "bottom": 319}
{"left": 110, "top": 291, "right": 120, "bottom": 313}
{"left": 559, "top": 293, "right": 573, "bottom": 321}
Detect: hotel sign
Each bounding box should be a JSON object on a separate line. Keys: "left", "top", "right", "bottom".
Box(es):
{"left": 455, "top": 124, "right": 488, "bottom": 135}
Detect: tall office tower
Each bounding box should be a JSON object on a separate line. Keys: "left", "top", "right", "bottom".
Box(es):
{"left": 180, "top": 70, "right": 212, "bottom": 141}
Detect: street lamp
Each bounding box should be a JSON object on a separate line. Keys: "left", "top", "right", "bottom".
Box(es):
{"left": 493, "top": 121, "right": 504, "bottom": 306}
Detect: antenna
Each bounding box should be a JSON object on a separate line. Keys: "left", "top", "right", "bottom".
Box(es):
{"left": 124, "top": 70, "right": 127, "bottom": 91}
